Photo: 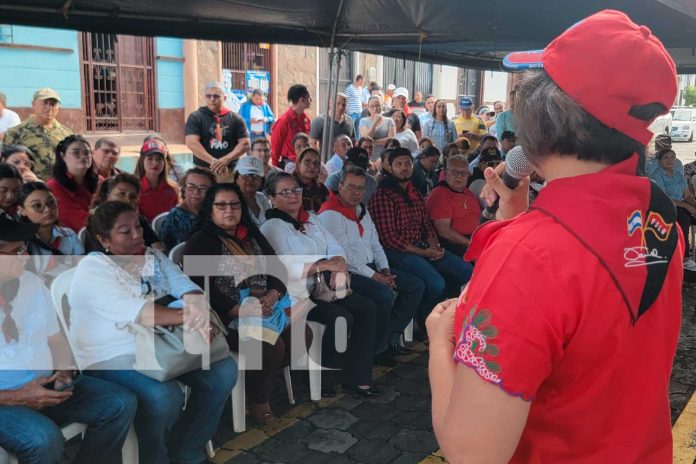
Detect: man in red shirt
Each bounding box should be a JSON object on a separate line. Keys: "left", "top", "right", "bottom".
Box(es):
{"left": 271, "top": 84, "right": 312, "bottom": 169}
{"left": 427, "top": 9, "right": 681, "bottom": 463}
{"left": 426, "top": 155, "right": 480, "bottom": 256}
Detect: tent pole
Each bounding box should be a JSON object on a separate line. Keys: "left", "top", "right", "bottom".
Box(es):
{"left": 320, "top": 0, "right": 346, "bottom": 162}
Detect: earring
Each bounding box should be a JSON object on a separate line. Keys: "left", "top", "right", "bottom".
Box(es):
{"left": 104, "top": 245, "right": 110, "bottom": 253}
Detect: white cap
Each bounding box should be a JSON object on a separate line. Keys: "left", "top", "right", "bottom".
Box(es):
{"left": 394, "top": 87, "right": 409, "bottom": 99}
{"left": 387, "top": 84, "right": 396, "bottom": 91}
{"left": 236, "top": 156, "right": 264, "bottom": 176}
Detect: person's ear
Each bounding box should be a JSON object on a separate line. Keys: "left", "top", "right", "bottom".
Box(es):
{"left": 96, "top": 234, "right": 111, "bottom": 253}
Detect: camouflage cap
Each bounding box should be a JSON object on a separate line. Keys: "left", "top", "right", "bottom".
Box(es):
{"left": 33, "top": 88, "right": 61, "bottom": 103}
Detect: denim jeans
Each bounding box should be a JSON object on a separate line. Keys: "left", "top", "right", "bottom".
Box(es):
{"left": 350, "top": 268, "right": 425, "bottom": 352}
{"left": 0, "top": 375, "right": 137, "bottom": 464}
{"left": 89, "top": 356, "right": 237, "bottom": 464}
{"left": 385, "top": 249, "right": 473, "bottom": 322}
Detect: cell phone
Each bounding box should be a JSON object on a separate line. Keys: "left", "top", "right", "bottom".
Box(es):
{"left": 462, "top": 130, "right": 471, "bottom": 135}
{"left": 54, "top": 373, "right": 82, "bottom": 392}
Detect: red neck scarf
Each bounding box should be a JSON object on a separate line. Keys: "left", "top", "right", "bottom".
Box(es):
{"left": 318, "top": 191, "right": 364, "bottom": 236}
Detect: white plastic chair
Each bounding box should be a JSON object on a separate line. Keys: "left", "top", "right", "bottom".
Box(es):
{"left": 169, "top": 242, "right": 186, "bottom": 268}
{"left": 403, "top": 320, "right": 414, "bottom": 343}
{"left": 468, "top": 179, "right": 487, "bottom": 209}
{"left": 306, "top": 321, "right": 324, "bottom": 402}
{"left": 50, "top": 269, "right": 140, "bottom": 464}
{"left": 151, "top": 212, "right": 169, "bottom": 237}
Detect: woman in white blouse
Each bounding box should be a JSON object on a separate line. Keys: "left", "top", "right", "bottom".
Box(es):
{"left": 68, "top": 201, "right": 237, "bottom": 464}
{"left": 390, "top": 109, "right": 419, "bottom": 156}
{"left": 260, "top": 173, "right": 381, "bottom": 397}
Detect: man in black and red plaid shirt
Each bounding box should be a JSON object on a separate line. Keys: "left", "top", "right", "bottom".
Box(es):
{"left": 368, "top": 147, "right": 473, "bottom": 328}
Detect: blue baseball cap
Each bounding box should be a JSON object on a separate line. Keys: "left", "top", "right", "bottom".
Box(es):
{"left": 459, "top": 96, "right": 474, "bottom": 109}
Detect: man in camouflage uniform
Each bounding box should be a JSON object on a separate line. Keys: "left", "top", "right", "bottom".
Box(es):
{"left": 4, "top": 88, "right": 73, "bottom": 178}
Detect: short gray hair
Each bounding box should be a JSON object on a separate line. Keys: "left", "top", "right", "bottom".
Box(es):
{"left": 446, "top": 154, "right": 469, "bottom": 168}
{"left": 515, "top": 70, "right": 663, "bottom": 165}
{"left": 339, "top": 166, "right": 367, "bottom": 183}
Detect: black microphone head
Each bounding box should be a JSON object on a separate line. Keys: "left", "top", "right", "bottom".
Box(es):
{"left": 505, "top": 146, "right": 534, "bottom": 180}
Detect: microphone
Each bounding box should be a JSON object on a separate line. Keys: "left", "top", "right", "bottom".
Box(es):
{"left": 481, "top": 146, "right": 534, "bottom": 220}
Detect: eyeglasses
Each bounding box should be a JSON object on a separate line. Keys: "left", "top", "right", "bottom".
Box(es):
{"left": 28, "top": 199, "right": 57, "bottom": 212}
{"left": 185, "top": 184, "right": 210, "bottom": 194}
{"left": 213, "top": 201, "right": 242, "bottom": 211}
{"left": 343, "top": 184, "right": 366, "bottom": 192}
{"left": 274, "top": 187, "right": 303, "bottom": 197}
{"left": 482, "top": 160, "right": 502, "bottom": 167}
{"left": 239, "top": 174, "right": 263, "bottom": 182}
{"left": 205, "top": 94, "right": 222, "bottom": 100}
{"left": 0, "top": 242, "right": 28, "bottom": 256}
{"left": 301, "top": 160, "right": 321, "bottom": 168}
{"left": 447, "top": 169, "right": 470, "bottom": 178}
{"left": 10, "top": 159, "right": 35, "bottom": 170}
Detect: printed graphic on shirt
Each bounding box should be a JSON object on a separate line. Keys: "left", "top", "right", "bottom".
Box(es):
{"left": 624, "top": 209, "right": 672, "bottom": 268}
{"left": 210, "top": 119, "right": 230, "bottom": 151}
{"left": 454, "top": 305, "right": 501, "bottom": 384}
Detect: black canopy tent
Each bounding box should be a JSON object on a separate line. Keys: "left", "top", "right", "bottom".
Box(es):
{"left": 2, "top": 0, "right": 696, "bottom": 156}
{"left": 2, "top": 0, "right": 696, "bottom": 71}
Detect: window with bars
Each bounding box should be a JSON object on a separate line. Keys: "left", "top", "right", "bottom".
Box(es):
{"left": 0, "top": 25, "right": 13, "bottom": 43}
{"left": 221, "top": 42, "right": 272, "bottom": 99}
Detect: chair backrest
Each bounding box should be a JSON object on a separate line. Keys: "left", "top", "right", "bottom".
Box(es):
{"left": 169, "top": 242, "right": 186, "bottom": 268}
{"left": 77, "top": 227, "right": 87, "bottom": 246}
{"left": 50, "top": 268, "right": 83, "bottom": 370}
{"left": 151, "top": 212, "right": 169, "bottom": 236}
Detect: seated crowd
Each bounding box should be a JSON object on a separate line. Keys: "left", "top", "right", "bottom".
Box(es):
{"left": 0, "top": 82, "right": 524, "bottom": 463}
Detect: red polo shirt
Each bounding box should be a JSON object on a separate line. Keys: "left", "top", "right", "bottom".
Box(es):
{"left": 46, "top": 178, "right": 92, "bottom": 232}
{"left": 138, "top": 177, "right": 178, "bottom": 223}
{"left": 271, "top": 108, "right": 311, "bottom": 166}
{"left": 452, "top": 155, "right": 681, "bottom": 463}
{"left": 426, "top": 183, "right": 481, "bottom": 236}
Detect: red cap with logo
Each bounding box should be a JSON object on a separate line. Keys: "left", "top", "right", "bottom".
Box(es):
{"left": 503, "top": 9, "right": 677, "bottom": 145}
{"left": 140, "top": 138, "right": 168, "bottom": 157}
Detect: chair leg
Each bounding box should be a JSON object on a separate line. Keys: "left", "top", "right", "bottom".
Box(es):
{"left": 122, "top": 424, "right": 139, "bottom": 463}
{"left": 307, "top": 321, "right": 324, "bottom": 401}
{"left": 205, "top": 441, "right": 215, "bottom": 459}
{"left": 283, "top": 367, "right": 295, "bottom": 405}
{"left": 231, "top": 368, "right": 246, "bottom": 433}
{"left": 403, "top": 319, "right": 414, "bottom": 343}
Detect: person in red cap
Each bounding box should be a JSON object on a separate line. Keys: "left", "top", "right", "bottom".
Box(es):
{"left": 134, "top": 137, "right": 179, "bottom": 222}
{"left": 427, "top": 10, "right": 681, "bottom": 463}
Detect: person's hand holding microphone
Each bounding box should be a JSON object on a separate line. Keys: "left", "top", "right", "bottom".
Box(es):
{"left": 480, "top": 146, "right": 534, "bottom": 221}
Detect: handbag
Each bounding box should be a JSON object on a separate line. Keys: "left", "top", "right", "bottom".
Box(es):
{"left": 309, "top": 270, "right": 352, "bottom": 302}
{"left": 127, "top": 302, "right": 230, "bottom": 382}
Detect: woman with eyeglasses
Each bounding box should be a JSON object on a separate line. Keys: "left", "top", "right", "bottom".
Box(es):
{"left": 1, "top": 144, "right": 41, "bottom": 183}
{"left": 159, "top": 167, "right": 216, "bottom": 250}
{"left": 233, "top": 156, "right": 271, "bottom": 227}
{"left": 260, "top": 172, "right": 381, "bottom": 398}
{"left": 135, "top": 137, "right": 179, "bottom": 222}
{"left": 46, "top": 135, "right": 99, "bottom": 232}
{"left": 183, "top": 182, "right": 310, "bottom": 423}
{"left": 86, "top": 173, "right": 166, "bottom": 252}
{"left": 17, "top": 181, "right": 84, "bottom": 280}
{"left": 293, "top": 147, "right": 329, "bottom": 213}
{"left": 359, "top": 96, "right": 395, "bottom": 160}
{"left": 70, "top": 200, "right": 237, "bottom": 464}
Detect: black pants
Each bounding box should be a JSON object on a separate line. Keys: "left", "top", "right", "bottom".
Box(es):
{"left": 306, "top": 292, "right": 377, "bottom": 387}
{"left": 677, "top": 206, "right": 696, "bottom": 257}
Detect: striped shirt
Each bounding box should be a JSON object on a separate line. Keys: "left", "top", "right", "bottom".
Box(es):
{"left": 345, "top": 84, "right": 363, "bottom": 114}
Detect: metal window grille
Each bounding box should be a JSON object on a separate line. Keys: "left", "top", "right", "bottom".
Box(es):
{"left": 221, "top": 42, "right": 272, "bottom": 100}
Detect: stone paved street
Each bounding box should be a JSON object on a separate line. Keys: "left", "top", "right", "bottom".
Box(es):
{"left": 202, "top": 284, "right": 696, "bottom": 464}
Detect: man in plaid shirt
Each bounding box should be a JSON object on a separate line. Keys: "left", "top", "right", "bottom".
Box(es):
{"left": 368, "top": 147, "right": 473, "bottom": 329}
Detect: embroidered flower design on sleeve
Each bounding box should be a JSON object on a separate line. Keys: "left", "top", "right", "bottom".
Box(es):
{"left": 454, "top": 306, "right": 502, "bottom": 384}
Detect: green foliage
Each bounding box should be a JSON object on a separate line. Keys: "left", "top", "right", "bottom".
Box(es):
{"left": 684, "top": 86, "right": 696, "bottom": 107}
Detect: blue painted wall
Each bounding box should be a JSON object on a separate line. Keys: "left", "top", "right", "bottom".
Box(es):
{"left": 0, "top": 26, "right": 82, "bottom": 109}
{"left": 156, "top": 37, "right": 184, "bottom": 109}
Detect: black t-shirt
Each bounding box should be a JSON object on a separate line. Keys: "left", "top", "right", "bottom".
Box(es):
{"left": 185, "top": 106, "right": 249, "bottom": 167}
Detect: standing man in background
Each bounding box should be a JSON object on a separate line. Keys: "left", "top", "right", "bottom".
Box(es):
{"left": 0, "top": 92, "right": 20, "bottom": 141}
{"left": 4, "top": 88, "right": 73, "bottom": 178}
{"left": 238, "top": 89, "right": 275, "bottom": 142}
{"left": 271, "top": 84, "right": 312, "bottom": 170}
{"left": 185, "top": 81, "right": 250, "bottom": 178}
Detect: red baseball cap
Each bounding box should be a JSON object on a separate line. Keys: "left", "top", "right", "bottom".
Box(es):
{"left": 502, "top": 9, "right": 677, "bottom": 145}
{"left": 140, "top": 138, "right": 167, "bottom": 157}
